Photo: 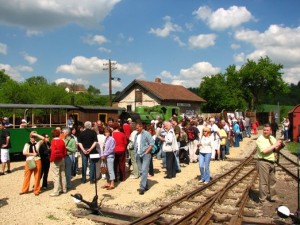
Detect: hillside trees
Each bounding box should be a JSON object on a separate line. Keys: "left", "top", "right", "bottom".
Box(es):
{"left": 0, "top": 70, "right": 107, "bottom": 106}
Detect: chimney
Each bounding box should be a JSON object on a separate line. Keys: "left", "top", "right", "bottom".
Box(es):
{"left": 155, "top": 77, "right": 161, "bottom": 83}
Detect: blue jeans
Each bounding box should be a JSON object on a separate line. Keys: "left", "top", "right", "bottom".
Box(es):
{"left": 81, "top": 152, "right": 89, "bottom": 183}
{"left": 284, "top": 129, "right": 289, "bottom": 140}
{"left": 136, "top": 153, "right": 151, "bottom": 191}
{"left": 174, "top": 142, "right": 181, "bottom": 172}
{"left": 89, "top": 158, "right": 97, "bottom": 182}
{"left": 198, "top": 153, "right": 211, "bottom": 182}
{"left": 225, "top": 139, "right": 230, "bottom": 155}
{"left": 106, "top": 157, "right": 115, "bottom": 181}
{"left": 64, "top": 154, "right": 74, "bottom": 189}
{"left": 234, "top": 133, "right": 240, "bottom": 147}
{"left": 246, "top": 126, "right": 251, "bottom": 137}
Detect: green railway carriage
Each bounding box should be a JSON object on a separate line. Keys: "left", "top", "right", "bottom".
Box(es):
{"left": 0, "top": 104, "right": 123, "bottom": 156}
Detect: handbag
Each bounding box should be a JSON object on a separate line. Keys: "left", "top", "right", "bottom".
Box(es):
{"left": 27, "top": 158, "right": 36, "bottom": 170}
{"left": 100, "top": 159, "right": 108, "bottom": 174}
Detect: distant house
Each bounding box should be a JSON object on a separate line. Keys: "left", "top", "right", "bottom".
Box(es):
{"left": 113, "top": 78, "right": 206, "bottom": 116}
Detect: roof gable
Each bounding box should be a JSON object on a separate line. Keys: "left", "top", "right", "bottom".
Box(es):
{"left": 114, "top": 79, "right": 206, "bottom": 103}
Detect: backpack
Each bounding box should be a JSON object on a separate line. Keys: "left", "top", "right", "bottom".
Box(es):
{"left": 187, "top": 127, "right": 196, "bottom": 141}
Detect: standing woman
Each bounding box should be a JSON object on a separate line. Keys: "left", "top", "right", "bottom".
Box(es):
{"left": 100, "top": 127, "right": 116, "bottom": 190}
{"left": 198, "top": 127, "right": 214, "bottom": 184}
{"left": 49, "top": 129, "right": 67, "bottom": 197}
{"left": 112, "top": 122, "right": 127, "bottom": 182}
{"left": 39, "top": 134, "right": 51, "bottom": 190}
{"left": 20, "top": 131, "right": 45, "bottom": 196}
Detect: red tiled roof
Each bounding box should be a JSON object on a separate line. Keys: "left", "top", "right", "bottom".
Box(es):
{"left": 136, "top": 80, "right": 206, "bottom": 102}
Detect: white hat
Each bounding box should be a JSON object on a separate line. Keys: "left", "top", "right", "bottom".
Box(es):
{"left": 21, "top": 119, "right": 27, "bottom": 123}
{"left": 127, "top": 118, "right": 132, "bottom": 122}
{"left": 151, "top": 120, "right": 155, "bottom": 124}
{"left": 3, "top": 117, "right": 8, "bottom": 120}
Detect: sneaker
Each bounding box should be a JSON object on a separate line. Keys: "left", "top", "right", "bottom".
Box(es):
{"left": 129, "top": 175, "right": 139, "bottom": 179}
{"left": 198, "top": 180, "right": 204, "bottom": 183}
{"left": 42, "top": 187, "right": 47, "bottom": 190}
{"left": 139, "top": 189, "right": 145, "bottom": 195}
{"left": 0, "top": 172, "right": 4, "bottom": 176}
{"left": 204, "top": 181, "right": 209, "bottom": 184}
{"left": 6, "top": 170, "right": 11, "bottom": 173}
{"left": 49, "top": 193, "right": 59, "bottom": 197}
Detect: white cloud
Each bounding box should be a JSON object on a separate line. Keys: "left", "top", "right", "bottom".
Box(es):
{"left": 235, "top": 24, "right": 300, "bottom": 83}
{"left": 231, "top": 43, "right": 240, "bottom": 49}
{"left": 158, "top": 62, "right": 221, "bottom": 88}
{"left": 55, "top": 77, "right": 88, "bottom": 86}
{"left": 234, "top": 52, "right": 245, "bottom": 64}
{"left": 173, "top": 36, "right": 186, "bottom": 47}
{"left": 193, "top": 5, "right": 253, "bottom": 30}
{"left": 83, "top": 34, "right": 108, "bottom": 45}
{"left": 98, "top": 47, "right": 111, "bottom": 53}
{"left": 0, "top": 63, "right": 25, "bottom": 81}
{"left": 56, "top": 56, "right": 145, "bottom": 80}
{"left": 22, "top": 52, "right": 37, "bottom": 65}
{"left": 149, "top": 16, "right": 182, "bottom": 37}
{"left": 0, "top": 43, "right": 7, "bottom": 54}
{"left": 188, "top": 34, "right": 216, "bottom": 48}
{"left": 0, "top": 0, "right": 121, "bottom": 33}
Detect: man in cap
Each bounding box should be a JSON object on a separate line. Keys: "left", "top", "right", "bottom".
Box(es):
{"left": 2, "top": 117, "right": 12, "bottom": 128}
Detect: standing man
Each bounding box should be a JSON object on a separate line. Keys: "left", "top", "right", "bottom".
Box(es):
{"left": 270, "top": 118, "right": 279, "bottom": 138}
{"left": 256, "top": 123, "right": 283, "bottom": 204}
{"left": 171, "top": 117, "right": 181, "bottom": 173}
{"left": 62, "top": 128, "right": 77, "bottom": 190}
{"left": 245, "top": 116, "right": 251, "bottom": 138}
{"left": 77, "top": 121, "right": 98, "bottom": 184}
{"left": 0, "top": 123, "right": 11, "bottom": 175}
{"left": 133, "top": 122, "right": 154, "bottom": 195}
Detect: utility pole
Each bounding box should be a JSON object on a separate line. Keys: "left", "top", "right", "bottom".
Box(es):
{"left": 103, "top": 59, "right": 117, "bottom": 107}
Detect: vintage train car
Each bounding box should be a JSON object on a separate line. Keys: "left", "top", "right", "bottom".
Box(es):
{"left": 0, "top": 104, "right": 124, "bottom": 156}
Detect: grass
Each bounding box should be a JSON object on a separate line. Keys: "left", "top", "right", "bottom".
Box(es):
{"left": 286, "top": 141, "right": 300, "bottom": 156}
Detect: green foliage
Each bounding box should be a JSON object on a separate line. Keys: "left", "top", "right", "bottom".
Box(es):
{"left": 286, "top": 141, "right": 300, "bottom": 156}
{"left": 87, "top": 85, "right": 101, "bottom": 95}
{"left": 194, "top": 56, "right": 291, "bottom": 113}
{"left": 0, "top": 73, "right": 109, "bottom": 116}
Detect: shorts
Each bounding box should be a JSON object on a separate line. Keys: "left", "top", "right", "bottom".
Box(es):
{"left": 1, "top": 149, "right": 10, "bottom": 162}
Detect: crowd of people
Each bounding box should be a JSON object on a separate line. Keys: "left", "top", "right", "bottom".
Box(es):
{"left": 0, "top": 114, "right": 291, "bottom": 198}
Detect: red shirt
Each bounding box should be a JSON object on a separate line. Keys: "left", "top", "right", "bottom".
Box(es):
{"left": 122, "top": 123, "right": 131, "bottom": 139}
{"left": 112, "top": 131, "right": 127, "bottom": 152}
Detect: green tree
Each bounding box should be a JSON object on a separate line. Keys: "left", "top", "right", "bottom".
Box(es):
{"left": 198, "top": 73, "right": 247, "bottom": 112}
{"left": 25, "top": 76, "right": 48, "bottom": 85}
{"left": 87, "top": 85, "right": 101, "bottom": 95}
{"left": 239, "top": 56, "right": 289, "bottom": 110}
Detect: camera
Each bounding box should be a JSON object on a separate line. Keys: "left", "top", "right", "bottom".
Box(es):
{"left": 278, "top": 142, "right": 285, "bottom": 150}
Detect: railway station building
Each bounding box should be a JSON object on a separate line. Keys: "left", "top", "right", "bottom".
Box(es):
{"left": 113, "top": 78, "right": 206, "bottom": 116}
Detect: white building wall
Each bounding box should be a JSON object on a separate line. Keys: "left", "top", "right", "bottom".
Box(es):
{"left": 117, "top": 89, "right": 160, "bottom": 111}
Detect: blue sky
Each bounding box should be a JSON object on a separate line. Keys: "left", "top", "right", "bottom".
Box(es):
{"left": 0, "top": 0, "right": 299, "bottom": 94}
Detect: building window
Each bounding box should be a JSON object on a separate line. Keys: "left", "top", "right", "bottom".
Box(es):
{"left": 135, "top": 89, "right": 142, "bottom": 102}
{"left": 127, "top": 105, "right": 132, "bottom": 112}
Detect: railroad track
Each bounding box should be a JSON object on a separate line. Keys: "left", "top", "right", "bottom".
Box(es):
{"left": 72, "top": 147, "right": 298, "bottom": 225}
{"left": 276, "top": 149, "right": 299, "bottom": 182}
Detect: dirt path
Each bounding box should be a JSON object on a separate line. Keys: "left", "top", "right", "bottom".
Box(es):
{"left": 0, "top": 133, "right": 274, "bottom": 225}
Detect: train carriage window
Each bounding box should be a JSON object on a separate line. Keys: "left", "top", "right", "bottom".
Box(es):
{"left": 98, "top": 113, "right": 107, "bottom": 123}
{"left": 70, "top": 113, "right": 79, "bottom": 125}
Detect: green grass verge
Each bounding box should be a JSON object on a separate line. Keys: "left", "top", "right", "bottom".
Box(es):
{"left": 286, "top": 142, "right": 300, "bottom": 156}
